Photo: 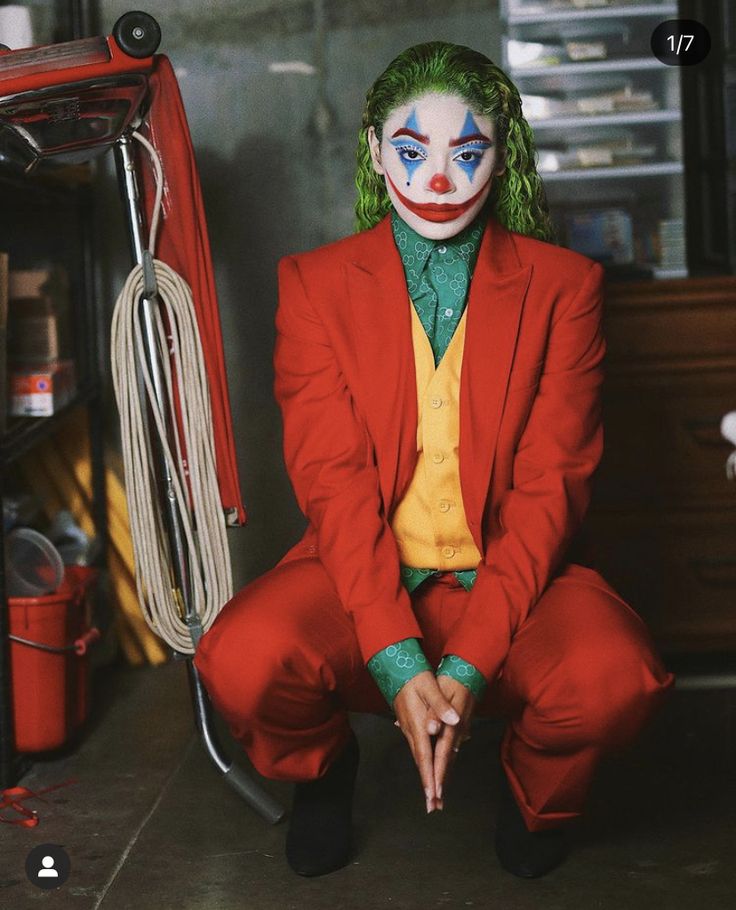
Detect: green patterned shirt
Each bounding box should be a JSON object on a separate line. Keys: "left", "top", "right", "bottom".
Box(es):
{"left": 367, "top": 210, "right": 488, "bottom": 709}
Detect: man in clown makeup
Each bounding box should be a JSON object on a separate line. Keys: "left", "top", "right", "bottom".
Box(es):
{"left": 193, "top": 42, "right": 674, "bottom": 880}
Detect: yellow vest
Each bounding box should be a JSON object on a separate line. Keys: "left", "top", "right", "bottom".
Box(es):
{"left": 390, "top": 298, "right": 482, "bottom": 570}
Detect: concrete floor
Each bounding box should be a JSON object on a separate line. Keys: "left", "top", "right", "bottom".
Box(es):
{"left": 3, "top": 655, "right": 736, "bottom": 909}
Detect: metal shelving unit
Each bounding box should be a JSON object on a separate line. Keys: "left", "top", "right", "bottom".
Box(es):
{"left": 0, "top": 1, "right": 107, "bottom": 790}
{"left": 540, "top": 160, "right": 684, "bottom": 179}
{"left": 502, "top": 0, "right": 688, "bottom": 279}
{"left": 1, "top": 385, "right": 98, "bottom": 463}
{"left": 528, "top": 109, "right": 681, "bottom": 128}
{"left": 511, "top": 55, "right": 666, "bottom": 75}
{"left": 506, "top": 1, "right": 677, "bottom": 22}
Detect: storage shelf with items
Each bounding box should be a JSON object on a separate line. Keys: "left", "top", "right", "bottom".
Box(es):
{"left": 0, "top": 1, "right": 107, "bottom": 789}
{"left": 0, "top": 169, "right": 97, "bottom": 428}
{"left": 501, "top": 0, "right": 687, "bottom": 279}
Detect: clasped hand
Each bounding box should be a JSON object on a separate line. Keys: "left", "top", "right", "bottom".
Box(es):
{"left": 392, "top": 670, "right": 475, "bottom": 813}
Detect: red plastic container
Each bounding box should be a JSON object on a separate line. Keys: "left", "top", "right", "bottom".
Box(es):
{"left": 8, "top": 565, "right": 100, "bottom": 752}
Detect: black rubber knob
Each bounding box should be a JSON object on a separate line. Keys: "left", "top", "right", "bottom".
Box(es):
{"left": 112, "top": 10, "right": 162, "bottom": 58}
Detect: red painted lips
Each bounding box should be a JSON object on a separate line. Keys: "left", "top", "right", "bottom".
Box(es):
{"left": 387, "top": 172, "right": 491, "bottom": 223}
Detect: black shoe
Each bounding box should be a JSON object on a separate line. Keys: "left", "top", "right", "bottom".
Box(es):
{"left": 494, "top": 766, "right": 569, "bottom": 879}
{"left": 285, "top": 729, "right": 360, "bottom": 877}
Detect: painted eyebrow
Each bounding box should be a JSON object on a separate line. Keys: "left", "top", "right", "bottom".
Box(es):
{"left": 390, "top": 128, "right": 430, "bottom": 143}
{"left": 449, "top": 132, "right": 492, "bottom": 147}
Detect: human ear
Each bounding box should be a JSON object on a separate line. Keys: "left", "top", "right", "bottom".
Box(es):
{"left": 367, "top": 125, "right": 385, "bottom": 175}
{"left": 494, "top": 147, "right": 507, "bottom": 177}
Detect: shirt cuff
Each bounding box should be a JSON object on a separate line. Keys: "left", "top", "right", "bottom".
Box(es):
{"left": 367, "top": 638, "right": 431, "bottom": 708}
{"left": 436, "top": 653, "right": 488, "bottom": 701}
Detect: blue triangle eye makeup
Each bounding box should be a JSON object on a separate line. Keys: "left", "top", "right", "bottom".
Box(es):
{"left": 449, "top": 110, "right": 492, "bottom": 183}
{"left": 387, "top": 105, "right": 493, "bottom": 186}
{"left": 389, "top": 107, "right": 429, "bottom": 185}
{"left": 405, "top": 108, "right": 423, "bottom": 136}
{"left": 452, "top": 144, "right": 489, "bottom": 182}
{"left": 456, "top": 110, "right": 484, "bottom": 142}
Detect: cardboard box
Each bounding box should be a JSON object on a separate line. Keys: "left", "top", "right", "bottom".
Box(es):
{"left": 7, "top": 266, "right": 71, "bottom": 365}
{"left": 7, "top": 298, "right": 59, "bottom": 363}
{"left": 8, "top": 269, "right": 51, "bottom": 300}
{"left": 9, "top": 359, "right": 76, "bottom": 417}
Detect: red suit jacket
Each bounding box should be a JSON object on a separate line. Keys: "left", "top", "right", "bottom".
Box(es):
{"left": 272, "top": 211, "right": 606, "bottom": 683}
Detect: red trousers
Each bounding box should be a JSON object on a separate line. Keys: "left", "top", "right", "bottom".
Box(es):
{"left": 193, "top": 557, "right": 674, "bottom": 831}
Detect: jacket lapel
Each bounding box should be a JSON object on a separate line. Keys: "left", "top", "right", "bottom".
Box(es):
{"left": 459, "top": 216, "right": 533, "bottom": 551}
{"left": 346, "top": 216, "right": 418, "bottom": 513}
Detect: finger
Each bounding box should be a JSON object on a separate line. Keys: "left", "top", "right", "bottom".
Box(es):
{"left": 422, "top": 684, "right": 461, "bottom": 727}
{"left": 410, "top": 726, "right": 438, "bottom": 813}
{"left": 433, "top": 724, "right": 457, "bottom": 800}
{"left": 435, "top": 718, "right": 472, "bottom": 798}
{"left": 425, "top": 707, "right": 442, "bottom": 737}
{"left": 395, "top": 715, "right": 444, "bottom": 740}
{"left": 399, "top": 720, "right": 437, "bottom": 813}
{"left": 417, "top": 674, "right": 460, "bottom": 724}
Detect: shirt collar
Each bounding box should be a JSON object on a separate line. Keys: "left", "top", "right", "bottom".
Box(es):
{"left": 390, "top": 207, "right": 485, "bottom": 275}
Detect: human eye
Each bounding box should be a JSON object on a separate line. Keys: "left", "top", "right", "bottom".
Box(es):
{"left": 395, "top": 144, "right": 427, "bottom": 162}
{"left": 452, "top": 145, "right": 487, "bottom": 163}
{"left": 452, "top": 142, "right": 492, "bottom": 181}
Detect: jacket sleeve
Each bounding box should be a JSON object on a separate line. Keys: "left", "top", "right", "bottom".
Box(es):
{"left": 442, "top": 259, "right": 607, "bottom": 682}
{"left": 273, "top": 254, "right": 423, "bottom": 665}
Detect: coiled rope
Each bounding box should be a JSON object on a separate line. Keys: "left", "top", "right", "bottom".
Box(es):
{"left": 110, "top": 129, "right": 232, "bottom": 653}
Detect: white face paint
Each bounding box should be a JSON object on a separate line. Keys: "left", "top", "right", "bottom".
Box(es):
{"left": 368, "top": 91, "right": 505, "bottom": 240}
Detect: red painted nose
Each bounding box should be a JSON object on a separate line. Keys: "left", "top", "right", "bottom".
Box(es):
{"left": 428, "top": 172, "right": 453, "bottom": 194}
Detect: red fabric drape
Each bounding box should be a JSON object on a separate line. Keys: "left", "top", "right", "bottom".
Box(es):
{"left": 135, "top": 54, "right": 246, "bottom": 525}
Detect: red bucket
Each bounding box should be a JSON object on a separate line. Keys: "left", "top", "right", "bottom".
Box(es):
{"left": 8, "top": 565, "right": 101, "bottom": 753}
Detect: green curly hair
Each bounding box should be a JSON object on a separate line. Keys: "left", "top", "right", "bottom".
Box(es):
{"left": 355, "top": 41, "right": 556, "bottom": 242}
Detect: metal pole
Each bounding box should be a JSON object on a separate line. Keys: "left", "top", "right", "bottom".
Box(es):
{"left": 112, "top": 133, "right": 284, "bottom": 824}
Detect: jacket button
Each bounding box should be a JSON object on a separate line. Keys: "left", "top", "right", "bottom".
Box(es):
{"left": 430, "top": 397, "right": 442, "bottom": 408}
{"left": 438, "top": 500, "right": 451, "bottom": 512}
{"left": 441, "top": 545, "right": 456, "bottom": 558}
{"left": 432, "top": 452, "right": 445, "bottom": 464}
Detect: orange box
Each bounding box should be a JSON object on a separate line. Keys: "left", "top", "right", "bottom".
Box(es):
{"left": 9, "top": 359, "right": 76, "bottom": 416}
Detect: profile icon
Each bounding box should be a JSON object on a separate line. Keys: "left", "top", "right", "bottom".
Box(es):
{"left": 37, "top": 855, "right": 59, "bottom": 878}
{"left": 25, "top": 844, "right": 71, "bottom": 890}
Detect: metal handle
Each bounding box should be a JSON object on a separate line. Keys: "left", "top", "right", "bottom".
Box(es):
{"left": 222, "top": 763, "right": 285, "bottom": 825}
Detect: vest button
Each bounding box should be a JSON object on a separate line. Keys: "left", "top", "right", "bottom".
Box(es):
{"left": 432, "top": 452, "right": 445, "bottom": 464}
{"left": 438, "top": 500, "right": 451, "bottom": 512}
{"left": 441, "top": 545, "right": 456, "bottom": 558}
{"left": 430, "top": 397, "right": 442, "bottom": 408}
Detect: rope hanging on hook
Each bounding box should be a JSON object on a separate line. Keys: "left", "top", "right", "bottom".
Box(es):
{"left": 110, "top": 129, "right": 232, "bottom": 653}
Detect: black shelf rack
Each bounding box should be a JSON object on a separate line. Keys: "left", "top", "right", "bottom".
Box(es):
{"left": 1, "top": 384, "right": 98, "bottom": 463}
{"left": 0, "top": 1, "right": 108, "bottom": 790}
